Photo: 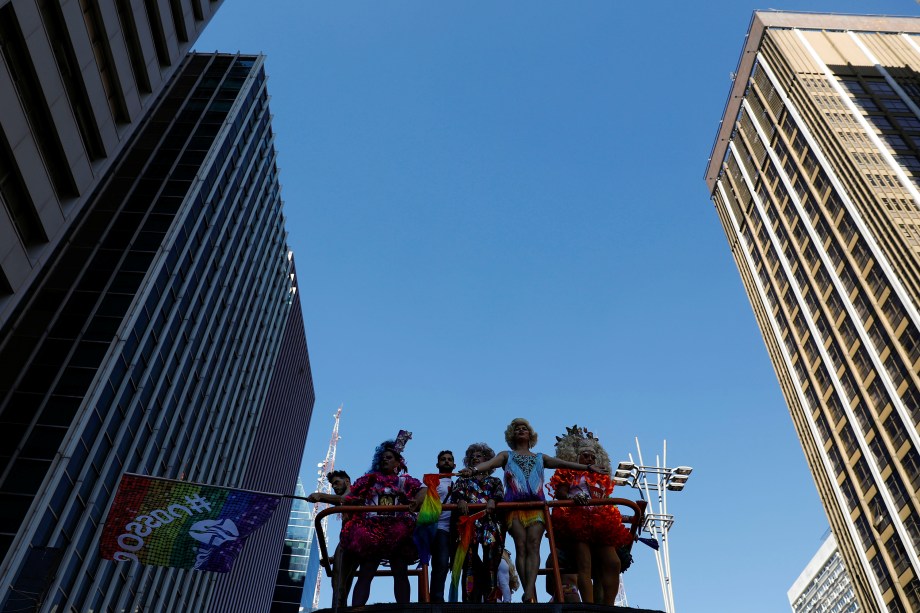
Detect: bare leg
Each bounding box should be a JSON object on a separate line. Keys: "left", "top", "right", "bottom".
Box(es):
{"left": 573, "top": 541, "right": 594, "bottom": 603}
{"left": 351, "top": 558, "right": 381, "bottom": 606}
{"left": 596, "top": 545, "right": 622, "bottom": 606}
{"left": 523, "top": 522, "right": 544, "bottom": 601}
{"left": 508, "top": 521, "right": 530, "bottom": 600}
{"left": 391, "top": 559, "right": 411, "bottom": 603}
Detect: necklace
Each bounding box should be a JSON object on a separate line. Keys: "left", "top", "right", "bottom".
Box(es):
{"left": 512, "top": 453, "right": 537, "bottom": 478}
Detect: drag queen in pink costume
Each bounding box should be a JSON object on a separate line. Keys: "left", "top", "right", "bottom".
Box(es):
{"left": 340, "top": 435, "right": 426, "bottom": 606}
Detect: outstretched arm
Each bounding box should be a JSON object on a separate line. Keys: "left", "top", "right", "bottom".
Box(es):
{"left": 306, "top": 492, "right": 344, "bottom": 504}
{"left": 459, "top": 451, "right": 509, "bottom": 477}
{"left": 543, "top": 454, "right": 609, "bottom": 474}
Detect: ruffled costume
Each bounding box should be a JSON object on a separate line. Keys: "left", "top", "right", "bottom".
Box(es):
{"left": 340, "top": 472, "right": 423, "bottom": 561}
{"left": 547, "top": 470, "right": 632, "bottom": 548}
{"left": 503, "top": 451, "right": 545, "bottom": 528}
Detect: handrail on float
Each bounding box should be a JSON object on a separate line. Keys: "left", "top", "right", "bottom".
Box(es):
{"left": 312, "top": 497, "right": 647, "bottom": 605}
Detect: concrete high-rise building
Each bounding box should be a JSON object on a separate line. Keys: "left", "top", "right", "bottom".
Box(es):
{"left": 0, "top": 48, "right": 314, "bottom": 612}
{"left": 789, "top": 533, "right": 860, "bottom": 613}
{"left": 706, "top": 12, "right": 920, "bottom": 613}
{"left": 0, "top": 0, "right": 225, "bottom": 332}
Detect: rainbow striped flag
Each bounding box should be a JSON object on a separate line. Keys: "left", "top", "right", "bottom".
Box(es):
{"left": 413, "top": 473, "right": 444, "bottom": 566}
{"left": 100, "top": 474, "right": 281, "bottom": 573}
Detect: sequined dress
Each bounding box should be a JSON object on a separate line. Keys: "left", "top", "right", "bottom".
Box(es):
{"left": 450, "top": 475, "right": 505, "bottom": 546}
{"left": 503, "top": 451, "right": 545, "bottom": 527}
{"left": 340, "top": 472, "right": 423, "bottom": 560}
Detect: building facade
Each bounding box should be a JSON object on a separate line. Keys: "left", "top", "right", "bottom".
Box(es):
{"left": 789, "top": 533, "right": 860, "bottom": 613}
{"left": 206, "top": 280, "right": 315, "bottom": 613}
{"left": 0, "top": 51, "right": 314, "bottom": 612}
{"left": 706, "top": 12, "right": 920, "bottom": 613}
{"left": 0, "top": 0, "right": 225, "bottom": 334}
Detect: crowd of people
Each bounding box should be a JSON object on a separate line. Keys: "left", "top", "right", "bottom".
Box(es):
{"left": 306, "top": 417, "right": 636, "bottom": 607}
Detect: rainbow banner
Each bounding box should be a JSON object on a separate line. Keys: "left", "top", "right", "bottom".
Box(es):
{"left": 413, "top": 473, "right": 444, "bottom": 566}
{"left": 449, "top": 509, "right": 486, "bottom": 602}
{"left": 100, "top": 474, "right": 281, "bottom": 573}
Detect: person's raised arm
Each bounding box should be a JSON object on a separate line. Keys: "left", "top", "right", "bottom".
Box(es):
{"left": 543, "top": 454, "right": 609, "bottom": 474}
{"left": 459, "top": 450, "right": 508, "bottom": 477}
{"left": 306, "top": 492, "right": 343, "bottom": 504}
{"left": 477, "top": 450, "right": 508, "bottom": 473}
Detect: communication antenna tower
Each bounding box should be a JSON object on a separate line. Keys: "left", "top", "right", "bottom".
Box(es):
{"left": 309, "top": 406, "right": 343, "bottom": 611}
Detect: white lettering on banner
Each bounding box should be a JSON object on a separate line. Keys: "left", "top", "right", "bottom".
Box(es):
{"left": 113, "top": 495, "right": 215, "bottom": 562}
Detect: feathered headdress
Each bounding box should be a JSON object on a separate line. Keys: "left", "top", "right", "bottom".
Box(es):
{"left": 553, "top": 424, "right": 610, "bottom": 469}
{"left": 370, "top": 430, "right": 413, "bottom": 473}
{"left": 394, "top": 429, "right": 412, "bottom": 453}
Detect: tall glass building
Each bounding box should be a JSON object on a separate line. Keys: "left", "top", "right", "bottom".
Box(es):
{"left": 0, "top": 51, "right": 314, "bottom": 612}
{"left": 706, "top": 12, "right": 920, "bottom": 613}
{"left": 269, "top": 478, "right": 314, "bottom": 612}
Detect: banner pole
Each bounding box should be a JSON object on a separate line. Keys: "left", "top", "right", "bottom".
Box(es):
{"left": 120, "top": 472, "right": 309, "bottom": 502}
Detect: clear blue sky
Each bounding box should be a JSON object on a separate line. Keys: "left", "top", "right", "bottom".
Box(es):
{"left": 196, "top": 2, "right": 917, "bottom": 610}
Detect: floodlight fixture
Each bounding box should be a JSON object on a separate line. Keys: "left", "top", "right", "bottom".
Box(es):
{"left": 669, "top": 474, "right": 689, "bottom": 484}
{"left": 614, "top": 469, "right": 633, "bottom": 479}
{"left": 672, "top": 466, "right": 693, "bottom": 476}
{"left": 666, "top": 482, "right": 685, "bottom": 491}
{"left": 616, "top": 460, "right": 635, "bottom": 472}
{"left": 612, "top": 477, "right": 630, "bottom": 486}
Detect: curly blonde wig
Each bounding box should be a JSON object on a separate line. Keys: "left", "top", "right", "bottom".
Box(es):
{"left": 553, "top": 425, "right": 611, "bottom": 470}
{"left": 504, "top": 417, "right": 538, "bottom": 449}
{"left": 463, "top": 442, "right": 496, "bottom": 469}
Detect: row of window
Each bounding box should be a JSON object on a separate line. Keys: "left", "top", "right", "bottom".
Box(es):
{"left": 0, "top": 55, "right": 289, "bottom": 613}
{"left": 743, "top": 68, "right": 920, "bottom": 424}
{"left": 47, "top": 68, "right": 288, "bottom": 611}
{"left": 69, "top": 63, "right": 290, "bottom": 613}
{"left": 734, "top": 49, "right": 920, "bottom": 611}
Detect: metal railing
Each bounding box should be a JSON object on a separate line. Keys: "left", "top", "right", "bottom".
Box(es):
{"left": 313, "top": 497, "right": 646, "bottom": 605}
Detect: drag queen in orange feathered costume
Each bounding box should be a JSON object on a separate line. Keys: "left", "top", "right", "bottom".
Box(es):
{"left": 547, "top": 426, "right": 632, "bottom": 605}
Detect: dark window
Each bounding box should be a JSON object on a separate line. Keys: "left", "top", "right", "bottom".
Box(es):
{"left": 885, "top": 532, "right": 911, "bottom": 576}
{"left": 143, "top": 0, "right": 171, "bottom": 66}
{"left": 0, "top": 126, "right": 45, "bottom": 247}
{"left": 78, "top": 0, "right": 129, "bottom": 122}
{"left": 37, "top": 0, "right": 106, "bottom": 159}
{"left": 168, "top": 0, "right": 188, "bottom": 42}
{"left": 0, "top": 4, "right": 78, "bottom": 198}
{"left": 114, "top": 0, "right": 152, "bottom": 94}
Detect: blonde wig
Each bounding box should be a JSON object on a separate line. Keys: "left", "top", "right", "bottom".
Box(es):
{"left": 553, "top": 425, "right": 611, "bottom": 470}
{"left": 504, "top": 417, "right": 538, "bottom": 449}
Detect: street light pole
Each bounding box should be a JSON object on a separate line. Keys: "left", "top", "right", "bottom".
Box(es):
{"left": 613, "top": 438, "right": 692, "bottom": 613}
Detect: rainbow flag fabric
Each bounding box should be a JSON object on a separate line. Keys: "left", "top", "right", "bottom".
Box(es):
{"left": 412, "top": 473, "right": 444, "bottom": 566}
{"left": 100, "top": 474, "right": 281, "bottom": 573}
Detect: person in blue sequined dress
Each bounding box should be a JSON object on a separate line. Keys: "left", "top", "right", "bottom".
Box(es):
{"left": 459, "top": 417, "right": 608, "bottom": 603}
